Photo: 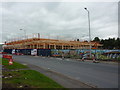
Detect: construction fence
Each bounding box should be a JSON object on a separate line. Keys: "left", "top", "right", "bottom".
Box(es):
{"left": 3, "top": 49, "right": 120, "bottom": 60}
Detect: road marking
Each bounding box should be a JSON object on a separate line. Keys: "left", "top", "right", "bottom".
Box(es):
{"left": 56, "top": 58, "right": 62, "bottom": 60}
{"left": 22, "top": 63, "right": 27, "bottom": 65}
{"left": 66, "top": 59, "right": 70, "bottom": 61}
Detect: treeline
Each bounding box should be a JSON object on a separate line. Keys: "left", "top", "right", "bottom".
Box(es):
{"left": 93, "top": 37, "right": 120, "bottom": 49}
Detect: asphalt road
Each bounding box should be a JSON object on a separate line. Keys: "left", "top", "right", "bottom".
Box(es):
{"left": 12, "top": 55, "right": 118, "bottom": 88}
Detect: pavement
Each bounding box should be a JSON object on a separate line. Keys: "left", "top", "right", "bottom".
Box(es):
{"left": 1, "top": 55, "right": 119, "bottom": 88}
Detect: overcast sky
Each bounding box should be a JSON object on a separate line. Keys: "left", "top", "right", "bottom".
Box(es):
{"left": 0, "top": 1, "right": 118, "bottom": 43}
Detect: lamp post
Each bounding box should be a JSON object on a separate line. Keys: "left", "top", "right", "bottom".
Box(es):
{"left": 84, "top": 8, "right": 92, "bottom": 58}
{"left": 20, "top": 29, "right": 26, "bottom": 39}
{"left": 20, "top": 29, "right": 27, "bottom": 54}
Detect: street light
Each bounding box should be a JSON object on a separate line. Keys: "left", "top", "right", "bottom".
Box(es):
{"left": 20, "top": 29, "right": 27, "bottom": 53}
{"left": 20, "top": 29, "right": 27, "bottom": 39}
{"left": 84, "top": 7, "right": 92, "bottom": 58}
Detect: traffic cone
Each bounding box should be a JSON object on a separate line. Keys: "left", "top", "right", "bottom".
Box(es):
{"left": 9, "top": 59, "right": 13, "bottom": 65}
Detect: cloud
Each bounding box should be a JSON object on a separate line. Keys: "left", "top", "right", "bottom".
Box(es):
{"left": 1, "top": 2, "right": 118, "bottom": 43}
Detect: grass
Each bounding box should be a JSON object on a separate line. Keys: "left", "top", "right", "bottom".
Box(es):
{"left": 3, "top": 70, "right": 63, "bottom": 88}
{"left": 2, "top": 57, "right": 64, "bottom": 88}
{"left": 2, "top": 58, "right": 28, "bottom": 69}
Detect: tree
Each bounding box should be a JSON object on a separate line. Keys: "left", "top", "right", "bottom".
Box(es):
{"left": 77, "top": 39, "right": 79, "bottom": 41}
{"left": 115, "top": 38, "right": 120, "bottom": 49}
{"left": 93, "top": 37, "right": 100, "bottom": 42}
{"left": 99, "top": 38, "right": 120, "bottom": 49}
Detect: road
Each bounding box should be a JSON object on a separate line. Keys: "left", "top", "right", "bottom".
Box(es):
{"left": 12, "top": 55, "right": 118, "bottom": 88}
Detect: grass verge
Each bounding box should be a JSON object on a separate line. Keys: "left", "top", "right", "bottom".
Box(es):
{"left": 2, "top": 58, "right": 28, "bottom": 69}
{"left": 3, "top": 70, "right": 63, "bottom": 88}
{"left": 2, "top": 58, "right": 64, "bottom": 88}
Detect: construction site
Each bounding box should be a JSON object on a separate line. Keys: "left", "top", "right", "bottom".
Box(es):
{"left": 3, "top": 34, "right": 120, "bottom": 60}
{"left": 2, "top": 33, "right": 105, "bottom": 59}
{"left": 3, "top": 34, "right": 102, "bottom": 50}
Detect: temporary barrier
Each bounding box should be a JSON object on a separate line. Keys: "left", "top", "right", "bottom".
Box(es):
{"left": 2, "top": 55, "right": 14, "bottom": 65}
{"left": 2, "top": 55, "right": 6, "bottom": 58}
{"left": 2, "top": 55, "right": 12, "bottom": 59}
{"left": 37, "top": 49, "right": 51, "bottom": 56}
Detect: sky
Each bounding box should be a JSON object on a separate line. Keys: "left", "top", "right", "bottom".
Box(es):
{"left": 0, "top": 1, "right": 119, "bottom": 43}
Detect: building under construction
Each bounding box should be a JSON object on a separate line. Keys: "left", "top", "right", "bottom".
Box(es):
{"left": 3, "top": 37, "right": 102, "bottom": 50}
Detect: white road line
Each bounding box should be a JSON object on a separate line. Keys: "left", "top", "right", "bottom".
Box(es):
{"left": 66, "top": 59, "right": 70, "bottom": 61}
{"left": 56, "top": 58, "right": 63, "bottom": 60}
{"left": 22, "top": 63, "right": 27, "bottom": 65}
